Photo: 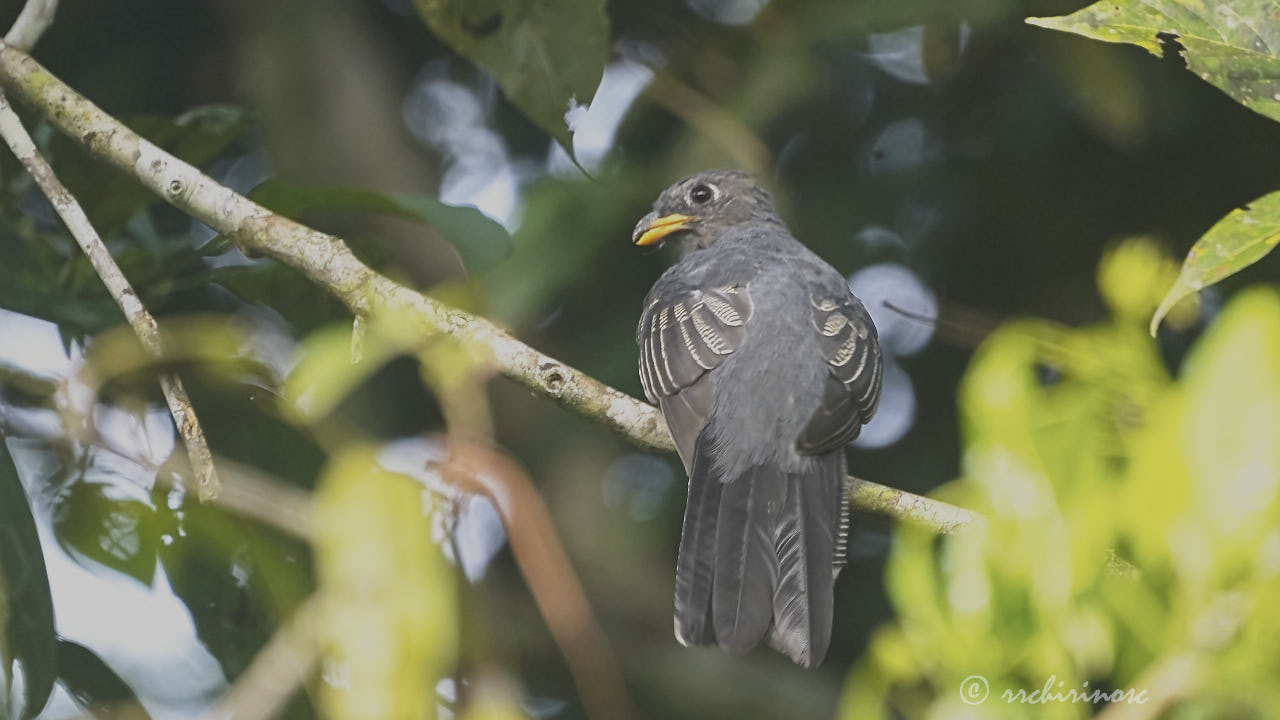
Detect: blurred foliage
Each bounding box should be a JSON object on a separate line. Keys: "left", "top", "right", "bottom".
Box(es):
{"left": 245, "top": 181, "right": 513, "bottom": 274}
{"left": 313, "top": 446, "right": 457, "bottom": 720}
{"left": 411, "top": 0, "right": 608, "bottom": 157}
{"left": 841, "top": 246, "right": 1280, "bottom": 717}
{"left": 53, "top": 640, "right": 151, "bottom": 720}
{"left": 51, "top": 481, "right": 161, "bottom": 586}
{"left": 1097, "top": 237, "right": 1197, "bottom": 330}
{"left": 284, "top": 322, "right": 407, "bottom": 428}
{"left": 157, "top": 492, "right": 315, "bottom": 712}
{"left": 1, "top": 0, "right": 1280, "bottom": 719}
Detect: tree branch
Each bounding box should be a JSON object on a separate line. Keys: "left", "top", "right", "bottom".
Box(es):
{"left": 0, "top": 89, "right": 221, "bottom": 501}
{"left": 0, "top": 40, "right": 976, "bottom": 532}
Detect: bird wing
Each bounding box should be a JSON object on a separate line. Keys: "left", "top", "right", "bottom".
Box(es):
{"left": 795, "top": 292, "right": 883, "bottom": 455}
{"left": 637, "top": 282, "right": 753, "bottom": 469}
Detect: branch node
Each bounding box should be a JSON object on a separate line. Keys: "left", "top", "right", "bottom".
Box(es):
{"left": 540, "top": 363, "right": 568, "bottom": 397}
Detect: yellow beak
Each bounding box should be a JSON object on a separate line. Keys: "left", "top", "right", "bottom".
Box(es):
{"left": 633, "top": 213, "right": 695, "bottom": 246}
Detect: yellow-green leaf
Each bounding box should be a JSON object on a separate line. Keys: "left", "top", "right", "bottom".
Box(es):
{"left": 1150, "top": 189, "right": 1280, "bottom": 335}
{"left": 282, "top": 324, "right": 400, "bottom": 426}
{"left": 1176, "top": 287, "right": 1280, "bottom": 571}
{"left": 1028, "top": 0, "right": 1280, "bottom": 124}
{"left": 283, "top": 311, "right": 436, "bottom": 426}
{"left": 314, "top": 446, "right": 457, "bottom": 720}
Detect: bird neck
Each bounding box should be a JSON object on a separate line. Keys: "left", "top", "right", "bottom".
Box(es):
{"left": 678, "top": 215, "right": 790, "bottom": 258}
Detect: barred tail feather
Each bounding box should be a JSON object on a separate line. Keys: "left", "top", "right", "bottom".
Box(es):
{"left": 767, "top": 452, "right": 844, "bottom": 667}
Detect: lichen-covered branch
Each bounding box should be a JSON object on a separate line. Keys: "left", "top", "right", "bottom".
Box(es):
{"left": 0, "top": 40, "right": 976, "bottom": 533}
{"left": 851, "top": 480, "right": 979, "bottom": 534}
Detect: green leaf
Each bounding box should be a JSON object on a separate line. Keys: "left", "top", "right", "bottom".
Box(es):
{"left": 0, "top": 225, "right": 122, "bottom": 339}
{"left": 282, "top": 323, "right": 403, "bottom": 427}
{"left": 484, "top": 177, "right": 627, "bottom": 325}
{"left": 211, "top": 264, "right": 349, "bottom": 334}
{"left": 136, "top": 106, "right": 252, "bottom": 166}
{"left": 157, "top": 493, "right": 315, "bottom": 720}
{"left": 51, "top": 483, "right": 160, "bottom": 586}
{"left": 246, "top": 181, "right": 513, "bottom": 272}
{"left": 178, "top": 379, "right": 327, "bottom": 488}
{"left": 55, "top": 640, "right": 152, "bottom": 720}
{"left": 411, "top": 0, "right": 607, "bottom": 157}
{"left": 1150, "top": 188, "right": 1280, "bottom": 335}
{"left": 1028, "top": 0, "right": 1280, "bottom": 124}
{"left": 0, "top": 439, "right": 56, "bottom": 720}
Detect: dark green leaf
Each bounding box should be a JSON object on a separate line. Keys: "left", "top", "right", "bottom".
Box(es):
{"left": 210, "top": 264, "right": 349, "bottom": 334}
{"left": 133, "top": 106, "right": 252, "bottom": 168}
{"left": 484, "top": 177, "right": 627, "bottom": 325}
{"left": 55, "top": 640, "right": 151, "bottom": 720}
{"left": 0, "top": 365, "right": 58, "bottom": 409}
{"left": 180, "top": 379, "right": 327, "bottom": 488}
{"left": 51, "top": 482, "right": 160, "bottom": 586}
{"left": 158, "top": 492, "right": 314, "bottom": 720}
{"left": 1028, "top": 0, "right": 1280, "bottom": 123}
{"left": 0, "top": 439, "right": 56, "bottom": 720}
{"left": 0, "top": 225, "right": 122, "bottom": 339}
{"left": 412, "top": 0, "right": 607, "bottom": 156}
{"left": 246, "top": 180, "right": 513, "bottom": 272}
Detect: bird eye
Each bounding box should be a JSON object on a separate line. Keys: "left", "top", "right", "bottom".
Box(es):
{"left": 689, "top": 184, "right": 714, "bottom": 204}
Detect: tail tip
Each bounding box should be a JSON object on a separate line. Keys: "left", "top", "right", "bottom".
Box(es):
{"left": 674, "top": 617, "right": 693, "bottom": 647}
{"left": 768, "top": 627, "right": 828, "bottom": 668}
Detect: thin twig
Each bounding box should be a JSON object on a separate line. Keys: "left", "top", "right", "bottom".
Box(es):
{"left": 3, "top": 0, "right": 57, "bottom": 51}
{"left": 200, "top": 596, "right": 320, "bottom": 720}
{"left": 440, "top": 438, "right": 633, "bottom": 720}
{"left": 178, "top": 455, "right": 313, "bottom": 540}
{"left": 851, "top": 480, "right": 979, "bottom": 534}
{"left": 0, "top": 91, "right": 220, "bottom": 501}
{"left": 0, "top": 40, "right": 975, "bottom": 532}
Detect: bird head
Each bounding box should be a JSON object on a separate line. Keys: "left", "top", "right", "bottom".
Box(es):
{"left": 632, "top": 169, "right": 779, "bottom": 252}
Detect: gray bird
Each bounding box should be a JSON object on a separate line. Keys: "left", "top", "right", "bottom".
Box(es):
{"left": 632, "top": 170, "right": 882, "bottom": 668}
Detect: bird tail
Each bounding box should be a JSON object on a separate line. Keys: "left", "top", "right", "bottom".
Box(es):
{"left": 768, "top": 451, "right": 844, "bottom": 668}
{"left": 674, "top": 429, "right": 844, "bottom": 668}
{"left": 673, "top": 431, "right": 725, "bottom": 647}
